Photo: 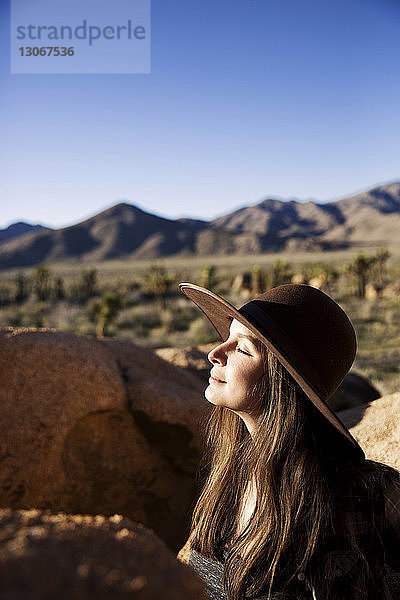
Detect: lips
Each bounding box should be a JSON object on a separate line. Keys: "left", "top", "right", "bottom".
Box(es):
{"left": 210, "top": 372, "right": 226, "bottom": 383}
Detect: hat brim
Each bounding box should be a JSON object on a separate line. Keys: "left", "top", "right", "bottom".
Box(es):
{"left": 180, "top": 282, "right": 362, "bottom": 451}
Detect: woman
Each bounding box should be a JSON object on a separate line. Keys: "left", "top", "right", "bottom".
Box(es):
{"left": 179, "top": 282, "right": 400, "bottom": 600}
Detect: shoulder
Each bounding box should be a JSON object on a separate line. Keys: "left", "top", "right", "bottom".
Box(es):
{"left": 384, "top": 477, "right": 400, "bottom": 531}
{"left": 361, "top": 461, "right": 400, "bottom": 531}
{"left": 358, "top": 458, "right": 399, "bottom": 482}
{"left": 349, "top": 460, "right": 400, "bottom": 572}
{"left": 379, "top": 466, "right": 400, "bottom": 571}
{"left": 343, "top": 459, "right": 400, "bottom": 501}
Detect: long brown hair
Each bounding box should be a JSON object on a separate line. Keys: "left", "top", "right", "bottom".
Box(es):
{"left": 190, "top": 345, "right": 390, "bottom": 599}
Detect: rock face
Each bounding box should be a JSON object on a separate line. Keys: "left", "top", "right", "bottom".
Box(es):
{"left": 155, "top": 344, "right": 212, "bottom": 381}
{"left": 0, "top": 328, "right": 208, "bottom": 551}
{"left": 0, "top": 509, "right": 206, "bottom": 600}
{"left": 339, "top": 393, "right": 400, "bottom": 470}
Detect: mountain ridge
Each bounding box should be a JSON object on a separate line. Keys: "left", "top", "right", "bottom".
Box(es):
{"left": 1, "top": 182, "right": 399, "bottom": 269}
{"left": 0, "top": 222, "right": 49, "bottom": 244}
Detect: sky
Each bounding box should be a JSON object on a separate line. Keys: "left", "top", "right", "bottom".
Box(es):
{"left": 1, "top": 0, "right": 400, "bottom": 229}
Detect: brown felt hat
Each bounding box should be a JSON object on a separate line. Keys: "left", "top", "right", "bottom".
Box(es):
{"left": 179, "top": 282, "right": 363, "bottom": 451}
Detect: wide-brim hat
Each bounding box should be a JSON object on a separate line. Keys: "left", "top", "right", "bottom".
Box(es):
{"left": 179, "top": 282, "right": 363, "bottom": 453}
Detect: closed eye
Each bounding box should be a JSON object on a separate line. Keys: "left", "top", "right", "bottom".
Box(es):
{"left": 237, "top": 347, "right": 251, "bottom": 356}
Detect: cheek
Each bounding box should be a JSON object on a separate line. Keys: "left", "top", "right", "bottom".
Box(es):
{"left": 234, "top": 363, "right": 264, "bottom": 391}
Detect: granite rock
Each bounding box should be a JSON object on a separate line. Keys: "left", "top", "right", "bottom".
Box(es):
{"left": 0, "top": 328, "right": 208, "bottom": 550}
{"left": 0, "top": 508, "right": 206, "bottom": 599}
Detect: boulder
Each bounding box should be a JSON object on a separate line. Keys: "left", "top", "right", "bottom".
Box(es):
{"left": 365, "top": 282, "right": 382, "bottom": 300}
{"left": 0, "top": 328, "right": 208, "bottom": 551}
{"left": 381, "top": 281, "right": 400, "bottom": 299}
{"left": 308, "top": 274, "right": 327, "bottom": 290}
{"left": 232, "top": 272, "right": 252, "bottom": 293}
{"left": 339, "top": 393, "right": 400, "bottom": 470}
{"left": 155, "top": 345, "right": 211, "bottom": 381}
{"left": 291, "top": 273, "right": 308, "bottom": 285}
{"left": 0, "top": 509, "right": 206, "bottom": 600}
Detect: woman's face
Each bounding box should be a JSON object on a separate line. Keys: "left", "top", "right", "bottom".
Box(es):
{"left": 205, "top": 319, "right": 266, "bottom": 420}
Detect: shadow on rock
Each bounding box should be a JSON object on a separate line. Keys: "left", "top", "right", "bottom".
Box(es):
{"left": 0, "top": 509, "right": 206, "bottom": 600}
{"left": 338, "top": 393, "right": 400, "bottom": 470}
{"left": 328, "top": 371, "right": 381, "bottom": 414}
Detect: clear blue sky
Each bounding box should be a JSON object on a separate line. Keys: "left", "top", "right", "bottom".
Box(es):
{"left": 1, "top": 0, "right": 400, "bottom": 228}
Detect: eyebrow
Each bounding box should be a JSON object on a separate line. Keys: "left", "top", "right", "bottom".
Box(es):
{"left": 235, "top": 333, "right": 258, "bottom": 345}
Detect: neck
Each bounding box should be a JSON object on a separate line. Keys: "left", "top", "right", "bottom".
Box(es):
{"left": 232, "top": 410, "right": 260, "bottom": 437}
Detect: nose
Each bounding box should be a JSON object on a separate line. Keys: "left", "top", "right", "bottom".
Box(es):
{"left": 208, "top": 341, "right": 227, "bottom": 366}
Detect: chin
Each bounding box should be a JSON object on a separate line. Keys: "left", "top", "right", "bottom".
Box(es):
{"left": 204, "top": 385, "right": 218, "bottom": 406}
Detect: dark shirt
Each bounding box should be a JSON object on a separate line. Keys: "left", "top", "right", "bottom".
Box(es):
{"left": 189, "top": 464, "right": 400, "bottom": 600}
{"left": 189, "top": 550, "right": 302, "bottom": 600}
{"left": 189, "top": 550, "right": 226, "bottom": 600}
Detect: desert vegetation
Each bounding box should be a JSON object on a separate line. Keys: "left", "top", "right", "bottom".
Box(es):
{"left": 0, "top": 247, "right": 399, "bottom": 396}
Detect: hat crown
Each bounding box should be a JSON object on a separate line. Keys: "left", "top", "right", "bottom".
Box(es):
{"left": 241, "top": 284, "right": 356, "bottom": 400}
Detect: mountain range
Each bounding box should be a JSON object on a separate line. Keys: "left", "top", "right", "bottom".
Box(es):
{"left": 0, "top": 222, "right": 48, "bottom": 244}
{"left": 1, "top": 182, "right": 399, "bottom": 269}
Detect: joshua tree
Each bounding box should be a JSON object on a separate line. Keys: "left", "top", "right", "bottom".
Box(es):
{"left": 251, "top": 266, "right": 263, "bottom": 295}
{"left": 268, "top": 259, "right": 292, "bottom": 288}
{"left": 345, "top": 253, "right": 376, "bottom": 299}
{"left": 71, "top": 268, "right": 98, "bottom": 300}
{"left": 53, "top": 277, "right": 65, "bottom": 300}
{"left": 373, "top": 247, "right": 390, "bottom": 286}
{"left": 89, "top": 292, "right": 121, "bottom": 338}
{"left": 79, "top": 268, "right": 98, "bottom": 298}
{"left": 0, "top": 284, "right": 12, "bottom": 307}
{"left": 14, "top": 271, "right": 29, "bottom": 303}
{"left": 200, "top": 265, "right": 218, "bottom": 290}
{"left": 144, "top": 264, "right": 173, "bottom": 309}
{"left": 32, "top": 265, "right": 51, "bottom": 302}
